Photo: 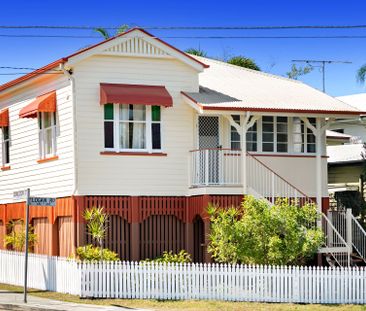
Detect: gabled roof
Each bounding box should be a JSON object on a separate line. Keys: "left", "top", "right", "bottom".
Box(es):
{"left": 182, "top": 56, "right": 364, "bottom": 116}
{"left": 0, "top": 28, "right": 208, "bottom": 94}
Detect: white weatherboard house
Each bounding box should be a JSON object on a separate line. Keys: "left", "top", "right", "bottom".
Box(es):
{"left": 0, "top": 28, "right": 364, "bottom": 264}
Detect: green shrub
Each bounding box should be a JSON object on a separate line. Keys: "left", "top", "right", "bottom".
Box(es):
{"left": 4, "top": 220, "right": 37, "bottom": 252}
{"left": 74, "top": 244, "right": 119, "bottom": 262}
{"left": 208, "top": 196, "right": 324, "bottom": 265}
{"left": 143, "top": 250, "right": 192, "bottom": 263}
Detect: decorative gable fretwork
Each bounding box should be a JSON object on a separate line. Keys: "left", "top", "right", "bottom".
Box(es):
{"left": 102, "top": 37, "right": 171, "bottom": 58}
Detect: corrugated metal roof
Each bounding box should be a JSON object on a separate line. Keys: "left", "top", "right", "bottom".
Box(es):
{"left": 337, "top": 93, "right": 366, "bottom": 112}
{"left": 184, "top": 56, "right": 363, "bottom": 115}
{"left": 327, "top": 144, "right": 364, "bottom": 164}
{"left": 326, "top": 130, "right": 352, "bottom": 139}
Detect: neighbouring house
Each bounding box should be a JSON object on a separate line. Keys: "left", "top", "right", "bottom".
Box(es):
{"left": 327, "top": 93, "right": 366, "bottom": 211}
{"left": 326, "top": 130, "right": 351, "bottom": 145}
{"left": 0, "top": 28, "right": 364, "bottom": 263}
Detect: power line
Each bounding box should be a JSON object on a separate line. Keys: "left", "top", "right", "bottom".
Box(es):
{"left": 1, "top": 34, "right": 366, "bottom": 39}
{"left": 1, "top": 24, "right": 366, "bottom": 30}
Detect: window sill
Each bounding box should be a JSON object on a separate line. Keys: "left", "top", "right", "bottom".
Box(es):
{"left": 100, "top": 151, "right": 167, "bottom": 157}
{"left": 37, "top": 156, "right": 59, "bottom": 164}
{"left": 1, "top": 166, "right": 10, "bottom": 171}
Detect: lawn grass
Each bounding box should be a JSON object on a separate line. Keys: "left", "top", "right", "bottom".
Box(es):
{"left": 0, "top": 283, "right": 365, "bottom": 311}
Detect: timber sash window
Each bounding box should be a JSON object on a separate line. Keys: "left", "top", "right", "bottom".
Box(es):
{"left": 1, "top": 127, "right": 10, "bottom": 166}
{"left": 262, "top": 116, "right": 288, "bottom": 152}
{"left": 38, "top": 112, "right": 56, "bottom": 159}
{"left": 292, "top": 117, "right": 316, "bottom": 153}
{"left": 230, "top": 115, "right": 257, "bottom": 151}
{"left": 104, "top": 104, "right": 162, "bottom": 152}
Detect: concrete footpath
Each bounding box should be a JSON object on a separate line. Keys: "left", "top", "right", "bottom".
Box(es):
{"left": 0, "top": 291, "right": 149, "bottom": 311}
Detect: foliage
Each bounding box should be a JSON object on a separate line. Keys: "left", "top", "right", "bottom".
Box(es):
{"left": 185, "top": 48, "right": 207, "bottom": 57}
{"left": 83, "top": 207, "right": 108, "bottom": 246}
{"left": 94, "top": 25, "right": 129, "bottom": 39}
{"left": 286, "top": 64, "right": 313, "bottom": 80}
{"left": 227, "top": 56, "right": 260, "bottom": 71}
{"left": 143, "top": 250, "right": 192, "bottom": 263}
{"left": 4, "top": 220, "right": 37, "bottom": 252}
{"left": 74, "top": 245, "right": 118, "bottom": 262}
{"left": 207, "top": 196, "right": 324, "bottom": 265}
{"left": 357, "top": 64, "right": 366, "bottom": 84}
{"left": 83, "top": 207, "right": 110, "bottom": 260}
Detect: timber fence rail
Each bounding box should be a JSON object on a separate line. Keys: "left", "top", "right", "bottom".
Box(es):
{"left": 1, "top": 250, "right": 366, "bottom": 304}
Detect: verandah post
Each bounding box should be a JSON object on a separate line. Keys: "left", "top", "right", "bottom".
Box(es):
{"left": 130, "top": 196, "right": 140, "bottom": 261}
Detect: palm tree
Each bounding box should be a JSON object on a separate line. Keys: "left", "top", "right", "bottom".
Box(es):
{"left": 185, "top": 48, "right": 207, "bottom": 57}
{"left": 227, "top": 56, "right": 260, "bottom": 71}
{"left": 357, "top": 64, "right": 366, "bottom": 84}
{"left": 94, "top": 25, "right": 129, "bottom": 40}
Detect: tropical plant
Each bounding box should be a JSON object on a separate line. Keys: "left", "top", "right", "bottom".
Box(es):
{"left": 83, "top": 207, "right": 109, "bottom": 259}
{"left": 185, "top": 48, "right": 207, "bottom": 57}
{"left": 227, "top": 56, "right": 260, "bottom": 71}
{"left": 4, "top": 220, "right": 37, "bottom": 252}
{"left": 143, "top": 250, "right": 192, "bottom": 263}
{"left": 286, "top": 64, "right": 313, "bottom": 80}
{"left": 357, "top": 64, "right": 366, "bottom": 84}
{"left": 94, "top": 24, "right": 129, "bottom": 40}
{"left": 208, "top": 196, "right": 323, "bottom": 265}
{"left": 73, "top": 244, "right": 118, "bottom": 262}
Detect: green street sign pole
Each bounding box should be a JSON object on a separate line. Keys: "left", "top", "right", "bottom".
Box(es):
{"left": 23, "top": 188, "right": 30, "bottom": 303}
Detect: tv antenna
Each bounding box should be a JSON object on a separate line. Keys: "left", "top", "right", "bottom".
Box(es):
{"left": 292, "top": 59, "right": 351, "bottom": 93}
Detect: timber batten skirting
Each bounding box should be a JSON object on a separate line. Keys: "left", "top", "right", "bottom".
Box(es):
{"left": 0, "top": 195, "right": 329, "bottom": 262}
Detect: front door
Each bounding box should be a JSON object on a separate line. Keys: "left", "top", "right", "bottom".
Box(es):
{"left": 198, "top": 116, "right": 220, "bottom": 184}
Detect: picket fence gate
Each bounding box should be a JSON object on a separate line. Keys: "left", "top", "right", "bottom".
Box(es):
{"left": 0, "top": 250, "right": 366, "bottom": 304}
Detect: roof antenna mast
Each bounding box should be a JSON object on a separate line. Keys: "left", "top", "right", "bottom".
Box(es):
{"left": 292, "top": 60, "right": 351, "bottom": 93}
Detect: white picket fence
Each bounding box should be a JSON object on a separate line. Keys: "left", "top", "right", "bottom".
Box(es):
{"left": 80, "top": 262, "right": 366, "bottom": 304}
{"left": 1, "top": 250, "right": 366, "bottom": 304}
{"left": 0, "top": 250, "right": 80, "bottom": 295}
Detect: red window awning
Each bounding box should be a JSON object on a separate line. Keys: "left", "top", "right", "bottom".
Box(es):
{"left": 0, "top": 109, "right": 9, "bottom": 127}
{"left": 100, "top": 83, "right": 173, "bottom": 107}
{"left": 19, "top": 91, "right": 57, "bottom": 118}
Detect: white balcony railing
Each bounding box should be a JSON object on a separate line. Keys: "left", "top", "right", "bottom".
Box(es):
{"left": 190, "top": 149, "right": 241, "bottom": 187}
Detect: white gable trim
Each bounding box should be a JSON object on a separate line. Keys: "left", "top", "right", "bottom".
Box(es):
{"left": 66, "top": 29, "right": 205, "bottom": 72}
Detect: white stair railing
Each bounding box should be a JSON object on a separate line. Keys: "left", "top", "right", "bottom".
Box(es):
{"left": 319, "top": 212, "right": 351, "bottom": 266}
{"left": 247, "top": 153, "right": 351, "bottom": 266}
{"left": 351, "top": 213, "right": 366, "bottom": 262}
{"left": 247, "top": 152, "right": 312, "bottom": 205}
{"left": 327, "top": 209, "right": 366, "bottom": 264}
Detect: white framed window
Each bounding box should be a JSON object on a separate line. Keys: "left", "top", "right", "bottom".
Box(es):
{"left": 1, "top": 126, "right": 10, "bottom": 166}
{"left": 262, "top": 116, "right": 288, "bottom": 153}
{"left": 104, "top": 104, "right": 162, "bottom": 152}
{"left": 230, "top": 115, "right": 257, "bottom": 151}
{"left": 38, "top": 112, "right": 57, "bottom": 159}
{"left": 292, "top": 117, "right": 316, "bottom": 153}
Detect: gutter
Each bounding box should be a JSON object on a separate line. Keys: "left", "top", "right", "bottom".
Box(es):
{"left": 60, "top": 63, "right": 78, "bottom": 196}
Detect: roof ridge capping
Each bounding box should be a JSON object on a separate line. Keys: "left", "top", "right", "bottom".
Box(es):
{"left": 193, "top": 55, "right": 304, "bottom": 84}
{"left": 0, "top": 27, "right": 209, "bottom": 94}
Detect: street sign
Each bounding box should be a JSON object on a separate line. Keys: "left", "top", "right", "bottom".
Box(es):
{"left": 13, "top": 190, "right": 28, "bottom": 200}
{"left": 28, "top": 197, "right": 56, "bottom": 207}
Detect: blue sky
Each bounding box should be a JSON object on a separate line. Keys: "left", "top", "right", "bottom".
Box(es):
{"left": 0, "top": 0, "right": 366, "bottom": 96}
